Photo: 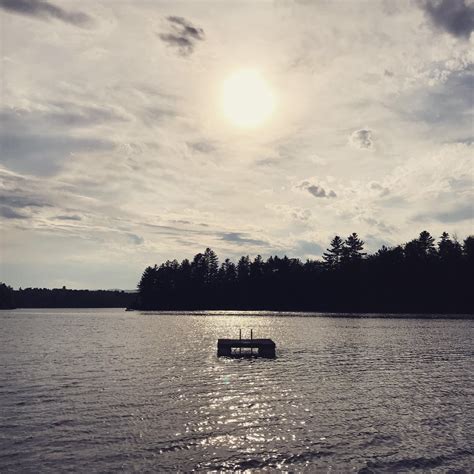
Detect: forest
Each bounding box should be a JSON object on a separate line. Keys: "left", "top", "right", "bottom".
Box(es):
{"left": 0, "top": 285, "right": 134, "bottom": 309}
{"left": 134, "top": 231, "right": 474, "bottom": 313}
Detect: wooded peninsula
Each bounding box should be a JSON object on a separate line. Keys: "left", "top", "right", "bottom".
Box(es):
{"left": 133, "top": 231, "right": 473, "bottom": 314}
{"left": 1, "top": 231, "right": 472, "bottom": 313}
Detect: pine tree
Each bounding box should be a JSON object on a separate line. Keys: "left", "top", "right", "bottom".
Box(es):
{"left": 204, "top": 248, "right": 219, "bottom": 285}
{"left": 418, "top": 230, "right": 436, "bottom": 255}
{"left": 342, "top": 232, "right": 366, "bottom": 263}
{"left": 323, "top": 236, "right": 344, "bottom": 269}
{"left": 463, "top": 236, "right": 474, "bottom": 263}
{"left": 438, "top": 232, "right": 462, "bottom": 261}
{"left": 137, "top": 265, "right": 159, "bottom": 308}
{"left": 405, "top": 230, "right": 436, "bottom": 260}
{"left": 0, "top": 283, "right": 15, "bottom": 309}
{"left": 250, "top": 255, "right": 264, "bottom": 280}
{"left": 237, "top": 255, "right": 251, "bottom": 280}
{"left": 219, "top": 258, "right": 237, "bottom": 283}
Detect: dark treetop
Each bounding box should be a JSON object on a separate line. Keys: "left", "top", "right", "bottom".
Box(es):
{"left": 134, "top": 231, "right": 473, "bottom": 314}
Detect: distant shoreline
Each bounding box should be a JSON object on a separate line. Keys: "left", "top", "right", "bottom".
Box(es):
{"left": 2, "top": 307, "right": 473, "bottom": 319}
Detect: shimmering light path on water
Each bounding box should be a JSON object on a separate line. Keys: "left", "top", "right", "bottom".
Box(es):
{"left": 0, "top": 309, "right": 472, "bottom": 472}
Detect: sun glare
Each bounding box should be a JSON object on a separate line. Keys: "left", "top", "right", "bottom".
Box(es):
{"left": 221, "top": 69, "right": 275, "bottom": 128}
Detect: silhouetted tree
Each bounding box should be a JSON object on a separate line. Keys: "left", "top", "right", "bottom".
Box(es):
{"left": 405, "top": 230, "right": 436, "bottom": 261}
{"left": 0, "top": 283, "right": 15, "bottom": 309}
{"left": 203, "top": 248, "right": 219, "bottom": 284}
{"left": 463, "top": 236, "right": 474, "bottom": 263}
{"left": 237, "top": 256, "right": 251, "bottom": 281}
{"left": 138, "top": 265, "right": 159, "bottom": 309}
{"left": 323, "top": 236, "right": 344, "bottom": 269}
{"left": 342, "top": 232, "right": 366, "bottom": 264}
{"left": 438, "top": 232, "right": 462, "bottom": 261}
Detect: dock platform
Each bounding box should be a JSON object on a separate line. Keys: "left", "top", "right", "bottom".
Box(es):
{"left": 217, "top": 330, "right": 276, "bottom": 358}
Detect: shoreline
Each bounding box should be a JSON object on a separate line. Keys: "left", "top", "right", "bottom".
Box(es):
{"left": 3, "top": 307, "right": 473, "bottom": 319}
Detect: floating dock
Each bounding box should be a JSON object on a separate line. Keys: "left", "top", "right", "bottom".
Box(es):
{"left": 217, "top": 330, "right": 276, "bottom": 358}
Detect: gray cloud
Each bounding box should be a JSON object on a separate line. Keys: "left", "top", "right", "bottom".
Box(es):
{"left": 1, "top": 108, "right": 114, "bottom": 175}
{"left": 127, "top": 233, "right": 144, "bottom": 245}
{"left": 220, "top": 232, "right": 268, "bottom": 246}
{"left": 400, "top": 71, "right": 473, "bottom": 130}
{"left": 187, "top": 140, "right": 216, "bottom": 153}
{"left": 369, "top": 182, "right": 390, "bottom": 197}
{"left": 414, "top": 202, "right": 473, "bottom": 223}
{"left": 55, "top": 215, "right": 82, "bottom": 221}
{"left": 0, "top": 0, "right": 93, "bottom": 27}
{"left": 296, "top": 181, "right": 337, "bottom": 198}
{"left": 159, "top": 16, "right": 205, "bottom": 56}
{"left": 256, "top": 157, "right": 282, "bottom": 167}
{"left": 349, "top": 129, "right": 374, "bottom": 150}
{"left": 0, "top": 192, "right": 50, "bottom": 209}
{"left": 1, "top": 132, "right": 112, "bottom": 176}
{"left": 421, "top": 0, "right": 474, "bottom": 39}
{"left": 293, "top": 240, "right": 323, "bottom": 257}
{"left": 141, "top": 106, "right": 178, "bottom": 125}
{"left": 362, "top": 217, "right": 395, "bottom": 233}
{"left": 1, "top": 105, "right": 128, "bottom": 131}
{"left": 0, "top": 206, "right": 29, "bottom": 219}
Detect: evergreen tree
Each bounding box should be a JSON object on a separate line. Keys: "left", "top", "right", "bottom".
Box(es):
{"left": 237, "top": 255, "right": 251, "bottom": 281}
{"left": 204, "top": 248, "right": 219, "bottom": 284}
{"left": 405, "top": 230, "right": 436, "bottom": 260}
{"left": 0, "top": 283, "right": 15, "bottom": 309}
{"left": 137, "top": 265, "right": 159, "bottom": 308}
{"left": 250, "top": 255, "right": 264, "bottom": 280}
{"left": 219, "top": 259, "right": 237, "bottom": 282}
{"left": 342, "top": 232, "right": 366, "bottom": 263}
{"left": 323, "top": 236, "right": 344, "bottom": 268}
{"left": 438, "top": 232, "right": 462, "bottom": 261}
{"left": 191, "top": 252, "right": 206, "bottom": 283}
{"left": 463, "top": 236, "right": 474, "bottom": 263}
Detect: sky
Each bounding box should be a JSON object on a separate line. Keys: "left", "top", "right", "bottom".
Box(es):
{"left": 0, "top": 0, "right": 473, "bottom": 290}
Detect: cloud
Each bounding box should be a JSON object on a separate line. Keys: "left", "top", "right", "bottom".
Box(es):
{"left": 55, "top": 215, "right": 82, "bottom": 221}
{"left": 369, "top": 181, "right": 390, "bottom": 197}
{"left": 159, "top": 16, "right": 205, "bottom": 56}
{"left": 293, "top": 240, "right": 323, "bottom": 257}
{"left": 0, "top": 105, "right": 128, "bottom": 131}
{"left": 349, "top": 129, "right": 374, "bottom": 150}
{"left": 0, "top": 206, "right": 29, "bottom": 219}
{"left": 187, "top": 140, "right": 216, "bottom": 154}
{"left": 0, "top": 0, "right": 93, "bottom": 27}
{"left": 399, "top": 71, "right": 473, "bottom": 132}
{"left": 220, "top": 232, "right": 268, "bottom": 246}
{"left": 0, "top": 108, "right": 114, "bottom": 175}
{"left": 267, "top": 204, "right": 312, "bottom": 221}
{"left": 421, "top": 0, "right": 474, "bottom": 39}
{"left": 296, "top": 180, "right": 337, "bottom": 199}
{"left": 362, "top": 217, "right": 395, "bottom": 233}
{"left": 141, "top": 106, "right": 178, "bottom": 125}
{"left": 0, "top": 192, "right": 51, "bottom": 209}
{"left": 416, "top": 202, "right": 473, "bottom": 223}
{"left": 127, "top": 233, "right": 144, "bottom": 245}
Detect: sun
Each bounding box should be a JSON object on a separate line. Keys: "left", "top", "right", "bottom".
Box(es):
{"left": 221, "top": 69, "right": 275, "bottom": 128}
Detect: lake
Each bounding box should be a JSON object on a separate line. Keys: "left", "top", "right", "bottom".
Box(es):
{"left": 0, "top": 309, "right": 472, "bottom": 472}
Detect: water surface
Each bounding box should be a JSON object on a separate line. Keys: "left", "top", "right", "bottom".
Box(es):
{"left": 0, "top": 309, "right": 472, "bottom": 472}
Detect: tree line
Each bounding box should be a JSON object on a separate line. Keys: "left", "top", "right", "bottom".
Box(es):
{"left": 0, "top": 286, "right": 135, "bottom": 309}
{"left": 134, "top": 231, "right": 473, "bottom": 313}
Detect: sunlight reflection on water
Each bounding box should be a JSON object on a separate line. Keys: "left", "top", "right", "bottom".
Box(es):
{"left": 0, "top": 309, "right": 472, "bottom": 471}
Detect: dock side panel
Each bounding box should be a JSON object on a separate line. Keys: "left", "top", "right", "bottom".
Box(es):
{"left": 217, "top": 341, "right": 232, "bottom": 357}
